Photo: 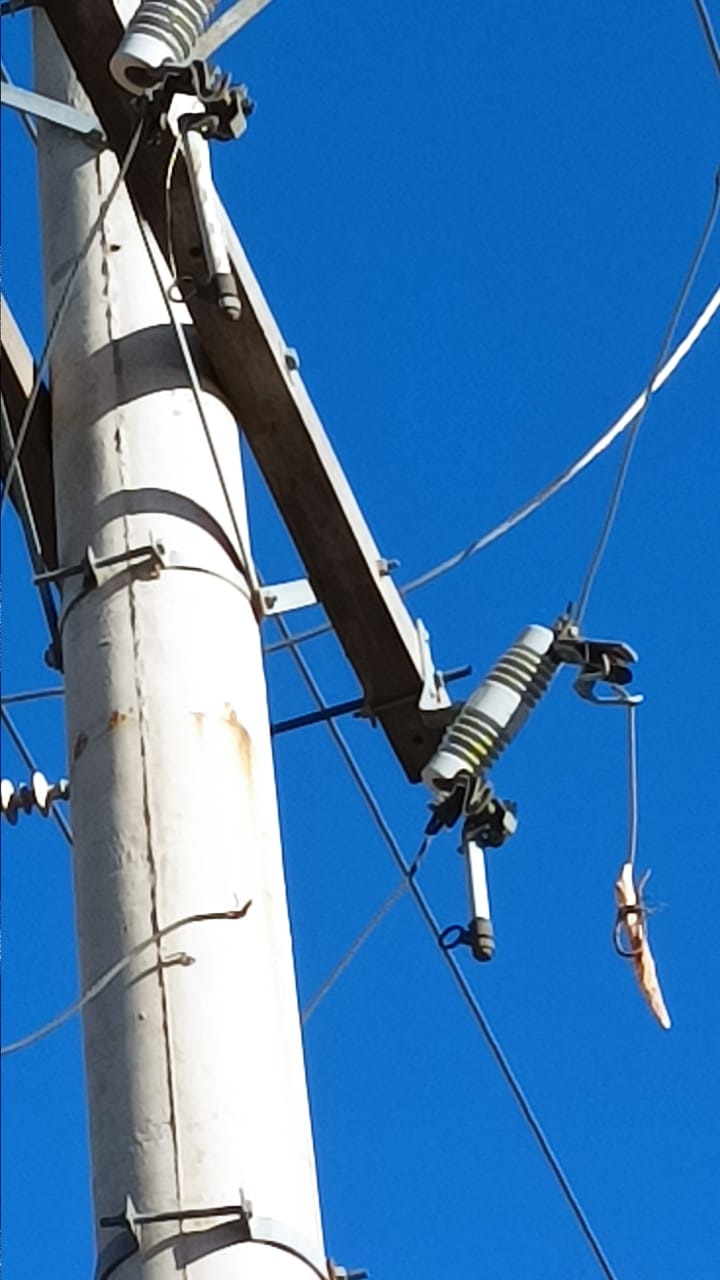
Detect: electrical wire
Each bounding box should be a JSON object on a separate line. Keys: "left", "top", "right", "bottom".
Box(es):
{"left": 262, "top": 281, "right": 720, "bottom": 664}
{"left": 573, "top": 168, "right": 720, "bottom": 626}
{"left": 0, "top": 118, "right": 145, "bottom": 518}
{"left": 1, "top": 706, "right": 73, "bottom": 847}
{"left": 1, "top": 688, "right": 64, "bottom": 706}
{"left": 403, "top": 282, "right": 720, "bottom": 598}
{"left": 1, "top": 394, "right": 61, "bottom": 659}
{"left": 134, "top": 202, "right": 260, "bottom": 596}
{"left": 301, "top": 832, "right": 433, "bottom": 1025}
{"left": 626, "top": 702, "right": 639, "bottom": 869}
{"left": 1, "top": 58, "right": 38, "bottom": 144}
{"left": 693, "top": 0, "right": 720, "bottom": 78}
{"left": 0, "top": 903, "right": 251, "bottom": 1057}
{"left": 274, "top": 613, "right": 619, "bottom": 1280}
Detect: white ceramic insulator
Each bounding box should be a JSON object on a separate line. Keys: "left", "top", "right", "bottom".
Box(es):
{"left": 422, "top": 623, "right": 556, "bottom": 793}
{"left": 110, "top": 0, "right": 219, "bottom": 93}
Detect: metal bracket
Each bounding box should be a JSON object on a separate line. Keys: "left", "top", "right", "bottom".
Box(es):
{"left": 416, "top": 619, "right": 453, "bottom": 716}
{"left": 260, "top": 577, "right": 317, "bottom": 616}
{"left": 95, "top": 1193, "right": 356, "bottom": 1280}
{"left": 0, "top": 81, "right": 105, "bottom": 146}
{"left": 34, "top": 539, "right": 166, "bottom": 590}
{"left": 143, "top": 60, "right": 253, "bottom": 143}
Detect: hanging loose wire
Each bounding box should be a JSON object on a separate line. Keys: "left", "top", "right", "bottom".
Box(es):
{"left": 302, "top": 832, "right": 433, "bottom": 1025}
{"left": 572, "top": 167, "right": 720, "bottom": 626}
{"left": 0, "top": 118, "right": 145, "bottom": 518}
{"left": 625, "top": 701, "right": 639, "bottom": 869}
{"left": 274, "top": 614, "right": 619, "bottom": 1280}
{"left": 261, "top": 280, "right": 720, "bottom": 664}
{"left": 1, "top": 706, "right": 73, "bottom": 847}
{"left": 0, "top": 903, "right": 251, "bottom": 1057}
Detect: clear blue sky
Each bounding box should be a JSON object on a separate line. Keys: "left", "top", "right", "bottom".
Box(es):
{"left": 2, "top": 3, "right": 719, "bottom": 1277}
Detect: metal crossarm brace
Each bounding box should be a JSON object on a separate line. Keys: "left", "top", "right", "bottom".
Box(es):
{"left": 42, "top": 0, "right": 452, "bottom": 779}
{"left": 1, "top": 80, "right": 105, "bottom": 144}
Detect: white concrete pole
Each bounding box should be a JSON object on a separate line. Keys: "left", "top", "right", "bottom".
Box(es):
{"left": 33, "top": 12, "right": 325, "bottom": 1278}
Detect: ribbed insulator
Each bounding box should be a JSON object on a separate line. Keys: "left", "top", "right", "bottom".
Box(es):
{"left": 1, "top": 772, "right": 70, "bottom": 824}
{"left": 422, "top": 624, "right": 560, "bottom": 792}
{"left": 110, "top": 0, "right": 220, "bottom": 93}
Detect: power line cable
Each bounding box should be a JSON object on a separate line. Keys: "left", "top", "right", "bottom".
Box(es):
{"left": 1, "top": 903, "right": 251, "bottom": 1057}
{"left": 573, "top": 168, "right": 720, "bottom": 626}
{"left": 301, "top": 832, "right": 433, "bottom": 1025}
{"left": 134, "top": 204, "right": 259, "bottom": 596}
{"left": 1, "top": 393, "right": 61, "bottom": 658}
{"left": 274, "top": 612, "right": 619, "bottom": 1280}
{"left": 404, "top": 283, "right": 720, "bottom": 598}
{"left": 693, "top": 0, "right": 720, "bottom": 78}
{"left": 1, "top": 688, "right": 64, "bottom": 707}
{"left": 262, "top": 282, "right": 720, "bottom": 664}
{"left": 0, "top": 118, "right": 145, "bottom": 518}
{"left": 1, "top": 58, "right": 38, "bottom": 143}
{"left": 1, "top": 706, "right": 72, "bottom": 846}
{"left": 626, "top": 702, "right": 639, "bottom": 869}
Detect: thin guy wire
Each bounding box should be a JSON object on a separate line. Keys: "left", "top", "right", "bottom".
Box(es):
{"left": 573, "top": 168, "right": 720, "bottom": 626}
{"left": 1, "top": 394, "right": 61, "bottom": 655}
{"left": 1, "top": 688, "right": 64, "bottom": 706}
{"left": 626, "top": 702, "right": 639, "bottom": 869}
{"left": 301, "top": 833, "right": 433, "bottom": 1025}
{"left": 0, "top": 118, "right": 145, "bottom": 517}
{"left": 693, "top": 0, "right": 720, "bottom": 78}
{"left": 1, "top": 903, "right": 251, "bottom": 1057}
{"left": 261, "top": 282, "right": 720, "bottom": 663}
{"left": 1, "top": 706, "right": 73, "bottom": 846}
{"left": 274, "top": 614, "right": 619, "bottom": 1280}
{"left": 134, "top": 203, "right": 260, "bottom": 596}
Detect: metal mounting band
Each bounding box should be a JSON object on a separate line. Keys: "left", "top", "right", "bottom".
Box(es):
{"left": 52, "top": 544, "right": 252, "bottom": 643}
{"left": 95, "top": 1195, "right": 336, "bottom": 1280}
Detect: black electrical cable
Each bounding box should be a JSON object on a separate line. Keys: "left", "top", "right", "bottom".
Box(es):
{"left": 274, "top": 612, "right": 620, "bottom": 1280}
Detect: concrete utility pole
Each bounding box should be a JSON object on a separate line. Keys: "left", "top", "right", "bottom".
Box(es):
{"left": 33, "top": 10, "right": 325, "bottom": 1277}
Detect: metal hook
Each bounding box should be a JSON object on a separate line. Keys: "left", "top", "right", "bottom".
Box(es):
{"left": 573, "top": 670, "right": 644, "bottom": 706}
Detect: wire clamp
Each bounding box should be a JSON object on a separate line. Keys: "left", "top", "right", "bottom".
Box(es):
{"left": 552, "top": 633, "right": 643, "bottom": 705}
{"left": 141, "top": 59, "right": 253, "bottom": 144}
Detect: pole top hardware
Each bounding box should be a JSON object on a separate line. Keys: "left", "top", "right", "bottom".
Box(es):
{"left": 554, "top": 635, "right": 643, "bottom": 706}
{"left": 137, "top": 59, "right": 253, "bottom": 144}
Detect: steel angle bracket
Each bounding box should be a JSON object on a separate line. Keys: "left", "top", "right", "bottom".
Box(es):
{"left": 416, "top": 618, "right": 454, "bottom": 719}
{"left": 0, "top": 81, "right": 105, "bottom": 146}
{"left": 259, "top": 577, "right": 317, "bottom": 617}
